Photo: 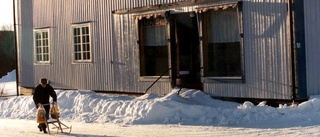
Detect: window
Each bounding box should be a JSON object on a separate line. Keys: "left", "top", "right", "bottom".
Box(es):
{"left": 72, "top": 23, "right": 91, "bottom": 63}
{"left": 34, "top": 29, "right": 50, "bottom": 63}
{"left": 203, "top": 8, "right": 241, "bottom": 78}
{"left": 138, "top": 17, "right": 169, "bottom": 77}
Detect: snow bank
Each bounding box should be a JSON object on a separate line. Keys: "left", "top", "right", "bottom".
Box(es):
{"left": 0, "top": 70, "right": 15, "bottom": 83}
{"left": 1, "top": 70, "right": 320, "bottom": 127}
{"left": 1, "top": 88, "right": 320, "bottom": 127}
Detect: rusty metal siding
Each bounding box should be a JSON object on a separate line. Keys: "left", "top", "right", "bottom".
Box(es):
{"left": 204, "top": 0, "right": 292, "bottom": 99}
{"left": 304, "top": 0, "right": 320, "bottom": 96}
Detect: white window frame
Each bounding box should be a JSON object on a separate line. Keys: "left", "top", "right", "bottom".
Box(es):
{"left": 33, "top": 29, "right": 50, "bottom": 64}
{"left": 71, "top": 23, "right": 92, "bottom": 63}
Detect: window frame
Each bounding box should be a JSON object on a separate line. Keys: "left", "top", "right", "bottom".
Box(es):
{"left": 136, "top": 15, "right": 171, "bottom": 81}
{"left": 201, "top": 3, "right": 245, "bottom": 83}
{"left": 33, "top": 28, "right": 51, "bottom": 64}
{"left": 71, "top": 23, "right": 93, "bottom": 63}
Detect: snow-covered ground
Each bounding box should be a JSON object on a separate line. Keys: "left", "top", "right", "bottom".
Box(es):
{"left": 1, "top": 70, "right": 320, "bottom": 137}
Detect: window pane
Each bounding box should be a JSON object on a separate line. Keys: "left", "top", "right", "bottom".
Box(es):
{"left": 207, "top": 43, "right": 241, "bottom": 76}
{"left": 74, "top": 36, "right": 78, "bottom": 43}
{"left": 140, "top": 17, "right": 168, "bottom": 76}
{"left": 86, "top": 27, "right": 89, "bottom": 34}
{"left": 36, "top": 40, "right": 40, "bottom": 47}
{"left": 82, "top": 27, "right": 89, "bottom": 35}
{"left": 82, "top": 27, "right": 85, "bottom": 34}
{"left": 72, "top": 25, "right": 91, "bottom": 62}
{"left": 36, "top": 48, "right": 40, "bottom": 53}
{"left": 44, "top": 47, "right": 49, "bottom": 54}
{"left": 143, "top": 19, "right": 167, "bottom": 46}
{"left": 35, "top": 32, "right": 40, "bottom": 39}
{"left": 83, "top": 52, "right": 90, "bottom": 60}
{"left": 75, "top": 36, "right": 81, "bottom": 44}
{"left": 37, "top": 55, "right": 42, "bottom": 61}
{"left": 82, "top": 44, "right": 90, "bottom": 52}
{"left": 75, "top": 53, "right": 81, "bottom": 60}
{"left": 43, "top": 32, "right": 48, "bottom": 38}
{"left": 38, "top": 48, "right": 42, "bottom": 54}
{"left": 83, "top": 52, "right": 87, "bottom": 60}
{"left": 82, "top": 44, "right": 86, "bottom": 51}
{"left": 44, "top": 54, "right": 49, "bottom": 61}
{"left": 44, "top": 39, "right": 48, "bottom": 46}
{"left": 75, "top": 28, "right": 80, "bottom": 35}
{"left": 74, "top": 44, "right": 81, "bottom": 52}
{"left": 87, "top": 52, "right": 91, "bottom": 60}
{"left": 82, "top": 36, "right": 86, "bottom": 43}
{"left": 143, "top": 46, "right": 168, "bottom": 76}
{"left": 37, "top": 40, "right": 42, "bottom": 47}
{"left": 208, "top": 8, "right": 240, "bottom": 43}
{"left": 85, "top": 35, "right": 89, "bottom": 43}
{"left": 205, "top": 8, "right": 241, "bottom": 77}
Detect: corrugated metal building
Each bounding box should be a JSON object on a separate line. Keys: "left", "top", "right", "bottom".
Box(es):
{"left": 15, "top": 0, "right": 320, "bottom": 102}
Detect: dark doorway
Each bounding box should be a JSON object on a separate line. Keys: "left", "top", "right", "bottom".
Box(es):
{"left": 171, "top": 12, "right": 202, "bottom": 90}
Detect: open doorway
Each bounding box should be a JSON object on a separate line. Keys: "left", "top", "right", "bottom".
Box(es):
{"left": 171, "top": 12, "right": 202, "bottom": 90}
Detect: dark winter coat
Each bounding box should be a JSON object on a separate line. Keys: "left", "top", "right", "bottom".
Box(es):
{"left": 33, "top": 84, "right": 57, "bottom": 106}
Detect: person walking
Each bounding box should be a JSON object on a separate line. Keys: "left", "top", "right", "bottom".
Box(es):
{"left": 33, "top": 78, "right": 57, "bottom": 134}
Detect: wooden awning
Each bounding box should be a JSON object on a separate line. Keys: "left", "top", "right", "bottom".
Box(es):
{"left": 195, "top": 3, "right": 237, "bottom": 13}
{"left": 134, "top": 12, "right": 165, "bottom": 20}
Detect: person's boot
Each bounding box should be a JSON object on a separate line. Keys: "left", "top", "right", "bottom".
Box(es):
{"left": 43, "top": 128, "right": 47, "bottom": 134}
{"left": 37, "top": 125, "right": 42, "bottom": 132}
{"left": 40, "top": 123, "right": 47, "bottom": 134}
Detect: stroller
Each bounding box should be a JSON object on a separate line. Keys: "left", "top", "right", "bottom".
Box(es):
{"left": 37, "top": 103, "right": 72, "bottom": 134}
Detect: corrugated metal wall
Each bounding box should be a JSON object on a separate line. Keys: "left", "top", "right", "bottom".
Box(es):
{"left": 204, "top": 0, "right": 292, "bottom": 99}
{"left": 17, "top": 0, "right": 34, "bottom": 88}
{"left": 112, "top": 0, "right": 196, "bottom": 94}
{"left": 111, "top": 0, "right": 190, "bottom": 10}
{"left": 19, "top": 0, "right": 192, "bottom": 94}
{"left": 18, "top": 0, "right": 294, "bottom": 99}
{"left": 304, "top": 0, "right": 320, "bottom": 96}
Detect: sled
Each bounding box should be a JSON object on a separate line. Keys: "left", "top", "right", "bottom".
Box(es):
{"left": 39, "top": 103, "right": 72, "bottom": 135}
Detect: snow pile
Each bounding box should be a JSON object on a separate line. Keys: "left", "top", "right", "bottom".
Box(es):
{"left": 1, "top": 70, "right": 320, "bottom": 128}
{"left": 0, "top": 70, "right": 15, "bottom": 82}
{"left": 0, "top": 70, "right": 17, "bottom": 96}
{"left": 1, "top": 88, "right": 320, "bottom": 127}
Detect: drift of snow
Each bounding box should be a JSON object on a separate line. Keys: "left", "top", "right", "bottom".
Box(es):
{"left": 1, "top": 70, "right": 320, "bottom": 136}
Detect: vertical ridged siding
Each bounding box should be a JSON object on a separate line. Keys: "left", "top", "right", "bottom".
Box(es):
{"left": 18, "top": 0, "right": 294, "bottom": 98}
{"left": 20, "top": 0, "right": 192, "bottom": 94}
{"left": 204, "top": 0, "right": 292, "bottom": 99}
{"left": 304, "top": 0, "right": 320, "bottom": 96}
{"left": 17, "top": 0, "right": 34, "bottom": 87}
{"left": 111, "top": 0, "right": 190, "bottom": 10}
